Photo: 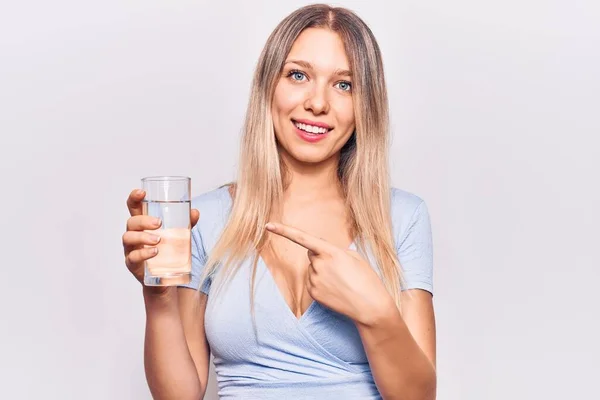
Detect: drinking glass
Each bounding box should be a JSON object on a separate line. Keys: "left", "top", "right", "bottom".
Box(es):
{"left": 141, "top": 176, "right": 192, "bottom": 286}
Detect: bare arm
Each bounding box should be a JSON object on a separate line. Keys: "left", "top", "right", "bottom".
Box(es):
{"left": 178, "top": 288, "right": 212, "bottom": 394}
{"left": 356, "top": 289, "right": 437, "bottom": 400}
{"left": 123, "top": 189, "right": 210, "bottom": 399}
{"left": 143, "top": 286, "right": 211, "bottom": 400}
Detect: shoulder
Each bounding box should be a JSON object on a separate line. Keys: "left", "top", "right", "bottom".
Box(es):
{"left": 190, "top": 184, "right": 233, "bottom": 248}
{"left": 390, "top": 187, "right": 426, "bottom": 214}
{"left": 390, "top": 187, "right": 428, "bottom": 226}
{"left": 389, "top": 187, "right": 430, "bottom": 246}
{"left": 191, "top": 184, "right": 232, "bottom": 216}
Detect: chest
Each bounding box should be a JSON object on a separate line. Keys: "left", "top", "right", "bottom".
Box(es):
{"left": 204, "top": 258, "right": 369, "bottom": 371}
{"left": 261, "top": 200, "right": 355, "bottom": 317}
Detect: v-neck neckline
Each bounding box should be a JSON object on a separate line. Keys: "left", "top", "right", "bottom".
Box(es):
{"left": 258, "top": 241, "right": 357, "bottom": 323}
{"left": 221, "top": 185, "right": 357, "bottom": 322}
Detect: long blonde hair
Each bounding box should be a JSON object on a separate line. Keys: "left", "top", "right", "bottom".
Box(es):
{"left": 199, "top": 4, "right": 406, "bottom": 309}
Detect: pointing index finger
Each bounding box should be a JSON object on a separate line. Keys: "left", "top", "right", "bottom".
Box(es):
{"left": 265, "top": 222, "right": 331, "bottom": 254}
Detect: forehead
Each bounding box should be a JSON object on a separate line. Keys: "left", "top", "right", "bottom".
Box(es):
{"left": 286, "top": 28, "right": 350, "bottom": 71}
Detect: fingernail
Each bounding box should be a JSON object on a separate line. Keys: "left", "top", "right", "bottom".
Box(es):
{"left": 265, "top": 223, "right": 275, "bottom": 230}
{"left": 152, "top": 247, "right": 158, "bottom": 254}
{"left": 150, "top": 235, "right": 161, "bottom": 243}
{"left": 153, "top": 218, "right": 162, "bottom": 226}
{"left": 135, "top": 189, "right": 144, "bottom": 196}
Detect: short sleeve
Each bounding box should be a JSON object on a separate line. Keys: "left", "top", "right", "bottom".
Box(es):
{"left": 396, "top": 200, "right": 434, "bottom": 294}
{"left": 178, "top": 226, "right": 212, "bottom": 295}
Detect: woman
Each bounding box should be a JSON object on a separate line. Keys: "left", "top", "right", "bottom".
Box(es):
{"left": 123, "top": 4, "right": 436, "bottom": 399}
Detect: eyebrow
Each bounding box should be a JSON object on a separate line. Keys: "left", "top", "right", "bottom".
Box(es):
{"left": 284, "top": 59, "right": 352, "bottom": 78}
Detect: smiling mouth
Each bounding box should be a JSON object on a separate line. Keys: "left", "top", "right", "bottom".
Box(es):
{"left": 291, "top": 119, "right": 333, "bottom": 135}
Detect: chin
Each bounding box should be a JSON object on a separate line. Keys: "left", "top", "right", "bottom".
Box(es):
{"left": 286, "top": 147, "right": 333, "bottom": 164}
{"left": 293, "top": 154, "right": 327, "bottom": 164}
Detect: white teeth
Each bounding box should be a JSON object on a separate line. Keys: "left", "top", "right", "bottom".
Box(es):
{"left": 294, "top": 121, "right": 328, "bottom": 134}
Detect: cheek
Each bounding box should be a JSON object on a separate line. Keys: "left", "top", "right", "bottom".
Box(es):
{"left": 332, "top": 98, "right": 355, "bottom": 130}
{"left": 273, "top": 83, "right": 305, "bottom": 116}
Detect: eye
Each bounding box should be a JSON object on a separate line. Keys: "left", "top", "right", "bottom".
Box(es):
{"left": 287, "top": 69, "right": 307, "bottom": 82}
{"left": 335, "top": 81, "right": 352, "bottom": 92}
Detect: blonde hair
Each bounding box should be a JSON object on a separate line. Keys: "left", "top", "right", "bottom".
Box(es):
{"left": 199, "top": 4, "right": 406, "bottom": 309}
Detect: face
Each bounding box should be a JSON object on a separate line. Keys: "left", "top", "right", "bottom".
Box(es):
{"left": 271, "top": 28, "right": 355, "bottom": 165}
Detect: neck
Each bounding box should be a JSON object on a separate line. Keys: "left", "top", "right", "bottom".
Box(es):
{"left": 279, "top": 148, "right": 344, "bottom": 202}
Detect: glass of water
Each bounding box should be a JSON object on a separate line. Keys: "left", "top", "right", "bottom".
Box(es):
{"left": 141, "top": 176, "right": 192, "bottom": 286}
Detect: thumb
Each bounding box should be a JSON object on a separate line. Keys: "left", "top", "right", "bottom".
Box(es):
{"left": 127, "top": 189, "right": 146, "bottom": 216}
{"left": 191, "top": 209, "right": 200, "bottom": 228}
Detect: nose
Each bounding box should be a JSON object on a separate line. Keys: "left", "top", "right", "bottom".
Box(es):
{"left": 303, "top": 83, "right": 330, "bottom": 115}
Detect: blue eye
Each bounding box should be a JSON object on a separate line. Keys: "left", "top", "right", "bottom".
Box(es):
{"left": 288, "top": 70, "right": 306, "bottom": 81}
{"left": 336, "top": 81, "right": 352, "bottom": 92}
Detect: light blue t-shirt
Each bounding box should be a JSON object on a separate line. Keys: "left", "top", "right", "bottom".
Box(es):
{"left": 179, "top": 185, "right": 433, "bottom": 399}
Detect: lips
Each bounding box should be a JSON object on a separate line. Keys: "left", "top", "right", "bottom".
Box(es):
{"left": 291, "top": 119, "right": 330, "bottom": 143}
{"left": 292, "top": 118, "right": 333, "bottom": 130}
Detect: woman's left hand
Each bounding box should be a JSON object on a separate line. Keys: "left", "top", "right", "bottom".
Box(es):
{"left": 265, "top": 222, "right": 394, "bottom": 325}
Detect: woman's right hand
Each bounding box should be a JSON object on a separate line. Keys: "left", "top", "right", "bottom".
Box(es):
{"left": 123, "top": 189, "right": 200, "bottom": 295}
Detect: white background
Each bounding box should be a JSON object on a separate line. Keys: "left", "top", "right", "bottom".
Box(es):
{"left": 1, "top": 0, "right": 598, "bottom": 399}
